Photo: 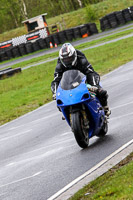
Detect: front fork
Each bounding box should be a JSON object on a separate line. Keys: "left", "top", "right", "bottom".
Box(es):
{"left": 69, "top": 105, "right": 89, "bottom": 130}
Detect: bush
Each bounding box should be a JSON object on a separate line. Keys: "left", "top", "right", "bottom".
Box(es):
{"left": 85, "top": 4, "right": 97, "bottom": 22}
{"left": 83, "top": 0, "right": 103, "bottom": 5}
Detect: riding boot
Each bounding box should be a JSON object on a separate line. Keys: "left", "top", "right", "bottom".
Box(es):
{"left": 97, "top": 88, "right": 111, "bottom": 118}
{"left": 103, "top": 105, "right": 111, "bottom": 118}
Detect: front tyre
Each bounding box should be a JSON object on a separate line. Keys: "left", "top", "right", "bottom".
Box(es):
{"left": 71, "top": 111, "right": 89, "bottom": 148}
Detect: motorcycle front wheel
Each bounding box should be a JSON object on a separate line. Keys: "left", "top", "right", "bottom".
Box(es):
{"left": 71, "top": 111, "right": 89, "bottom": 148}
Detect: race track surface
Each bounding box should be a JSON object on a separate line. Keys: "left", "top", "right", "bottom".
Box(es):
{"left": 0, "top": 60, "right": 133, "bottom": 199}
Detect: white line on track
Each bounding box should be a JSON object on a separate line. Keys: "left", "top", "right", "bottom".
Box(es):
{"left": 6, "top": 112, "right": 60, "bottom": 131}
{"left": 0, "top": 129, "right": 32, "bottom": 142}
{"left": 110, "top": 101, "right": 133, "bottom": 110}
{"left": 0, "top": 171, "right": 43, "bottom": 189}
{"left": 5, "top": 147, "right": 64, "bottom": 167}
{"left": 61, "top": 132, "right": 72, "bottom": 136}
{"left": 3, "top": 137, "right": 74, "bottom": 166}
{"left": 48, "top": 139, "right": 133, "bottom": 200}
{"left": 110, "top": 111, "right": 133, "bottom": 121}
{"left": 6, "top": 163, "right": 15, "bottom": 167}
{"left": 0, "top": 101, "right": 55, "bottom": 129}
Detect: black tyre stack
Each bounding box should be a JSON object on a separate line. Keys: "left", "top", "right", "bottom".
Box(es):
{"left": 0, "top": 50, "right": 8, "bottom": 62}
{"left": 5, "top": 47, "right": 13, "bottom": 60}
{"left": 89, "top": 23, "right": 98, "bottom": 34}
{"left": 115, "top": 11, "right": 126, "bottom": 25}
{"left": 0, "top": 22, "right": 98, "bottom": 62}
{"left": 52, "top": 33, "right": 60, "bottom": 45}
{"left": 11, "top": 46, "right": 21, "bottom": 58}
{"left": 32, "top": 40, "right": 40, "bottom": 52}
{"left": 73, "top": 26, "right": 82, "bottom": 39}
{"left": 100, "top": 6, "right": 133, "bottom": 31}
{"left": 122, "top": 8, "right": 132, "bottom": 22}
{"left": 79, "top": 25, "right": 89, "bottom": 37}
{"left": 100, "top": 16, "right": 111, "bottom": 31}
{"left": 106, "top": 12, "right": 118, "bottom": 28}
{"left": 38, "top": 38, "right": 47, "bottom": 49}
{"left": 58, "top": 31, "right": 67, "bottom": 44}
{"left": 0, "top": 67, "right": 22, "bottom": 80}
{"left": 130, "top": 6, "right": 133, "bottom": 19}
{"left": 18, "top": 44, "right": 27, "bottom": 56}
{"left": 25, "top": 42, "right": 33, "bottom": 54}
{"left": 65, "top": 28, "right": 74, "bottom": 41}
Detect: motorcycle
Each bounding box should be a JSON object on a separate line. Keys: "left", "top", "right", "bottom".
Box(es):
{"left": 56, "top": 70, "right": 108, "bottom": 148}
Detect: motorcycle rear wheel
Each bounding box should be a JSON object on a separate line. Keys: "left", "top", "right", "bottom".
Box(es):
{"left": 98, "top": 121, "right": 108, "bottom": 137}
{"left": 71, "top": 111, "right": 89, "bottom": 148}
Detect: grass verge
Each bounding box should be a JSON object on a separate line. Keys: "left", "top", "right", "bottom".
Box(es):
{"left": 69, "top": 152, "right": 133, "bottom": 200}
{"left": 0, "top": 36, "right": 133, "bottom": 125}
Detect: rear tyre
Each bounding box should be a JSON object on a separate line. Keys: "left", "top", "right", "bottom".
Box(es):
{"left": 71, "top": 111, "right": 89, "bottom": 148}
{"left": 98, "top": 121, "right": 108, "bottom": 137}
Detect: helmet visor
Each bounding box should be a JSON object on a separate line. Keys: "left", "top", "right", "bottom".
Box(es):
{"left": 61, "top": 53, "right": 76, "bottom": 67}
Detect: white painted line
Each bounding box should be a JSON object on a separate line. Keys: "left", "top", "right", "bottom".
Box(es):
{"left": 4, "top": 112, "right": 60, "bottom": 131}
{"left": 9, "top": 127, "right": 19, "bottom": 130}
{"left": 48, "top": 139, "right": 133, "bottom": 200}
{"left": 0, "top": 100, "right": 55, "bottom": 129}
{"left": 5, "top": 147, "right": 64, "bottom": 166}
{"left": 6, "top": 163, "right": 15, "bottom": 167}
{"left": 31, "top": 112, "right": 59, "bottom": 123}
{"left": 61, "top": 132, "right": 72, "bottom": 136}
{"left": 4, "top": 137, "right": 74, "bottom": 164}
{"left": 32, "top": 171, "right": 43, "bottom": 177}
{"left": 110, "top": 112, "right": 133, "bottom": 121}
{"left": 110, "top": 101, "right": 133, "bottom": 110}
{"left": 0, "top": 171, "right": 43, "bottom": 189}
{"left": 0, "top": 129, "right": 32, "bottom": 142}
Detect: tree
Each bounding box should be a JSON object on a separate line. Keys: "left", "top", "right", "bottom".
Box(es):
{"left": 0, "top": 0, "right": 103, "bottom": 34}
{"left": 18, "top": 0, "right": 28, "bottom": 20}
{"left": 77, "top": 0, "right": 82, "bottom": 8}
{"left": 0, "top": 0, "right": 21, "bottom": 32}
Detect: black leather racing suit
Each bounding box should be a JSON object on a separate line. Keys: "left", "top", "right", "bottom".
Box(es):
{"left": 51, "top": 50, "right": 108, "bottom": 107}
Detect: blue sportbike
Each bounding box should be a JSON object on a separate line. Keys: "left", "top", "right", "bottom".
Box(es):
{"left": 56, "top": 70, "right": 108, "bottom": 148}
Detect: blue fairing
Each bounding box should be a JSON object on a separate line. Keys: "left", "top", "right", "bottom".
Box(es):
{"left": 56, "top": 76, "right": 89, "bottom": 106}
{"left": 56, "top": 70, "right": 105, "bottom": 138}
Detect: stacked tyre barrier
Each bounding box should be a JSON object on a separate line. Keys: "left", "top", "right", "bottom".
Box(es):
{"left": 0, "top": 67, "right": 21, "bottom": 80}
{"left": 100, "top": 6, "right": 133, "bottom": 31}
{"left": 0, "top": 23, "right": 98, "bottom": 63}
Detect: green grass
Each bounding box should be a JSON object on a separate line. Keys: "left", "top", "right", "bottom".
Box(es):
{"left": 0, "top": 61, "right": 55, "bottom": 125}
{"left": 83, "top": 37, "right": 133, "bottom": 76}
{"left": 0, "top": 0, "right": 133, "bottom": 42}
{"left": 10, "top": 51, "right": 59, "bottom": 69}
{"left": 0, "top": 35, "right": 133, "bottom": 125}
{"left": 76, "top": 27, "right": 133, "bottom": 50}
{"left": 69, "top": 152, "right": 133, "bottom": 200}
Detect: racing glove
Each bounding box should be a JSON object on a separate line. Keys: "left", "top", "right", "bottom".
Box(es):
{"left": 53, "top": 93, "right": 56, "bottom": 100}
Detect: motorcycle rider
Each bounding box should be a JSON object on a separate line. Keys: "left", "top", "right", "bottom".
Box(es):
{"left": 51, "top": 43, "right": 110, "bottom": 117}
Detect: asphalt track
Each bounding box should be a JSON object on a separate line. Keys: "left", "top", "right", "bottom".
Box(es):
{"left": 0, "top": 60, "right": 133, "bottom": 199}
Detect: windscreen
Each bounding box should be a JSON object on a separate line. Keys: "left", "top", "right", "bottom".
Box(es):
{"left": 60, "top": 70, "right": 85, "bottom": 90}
